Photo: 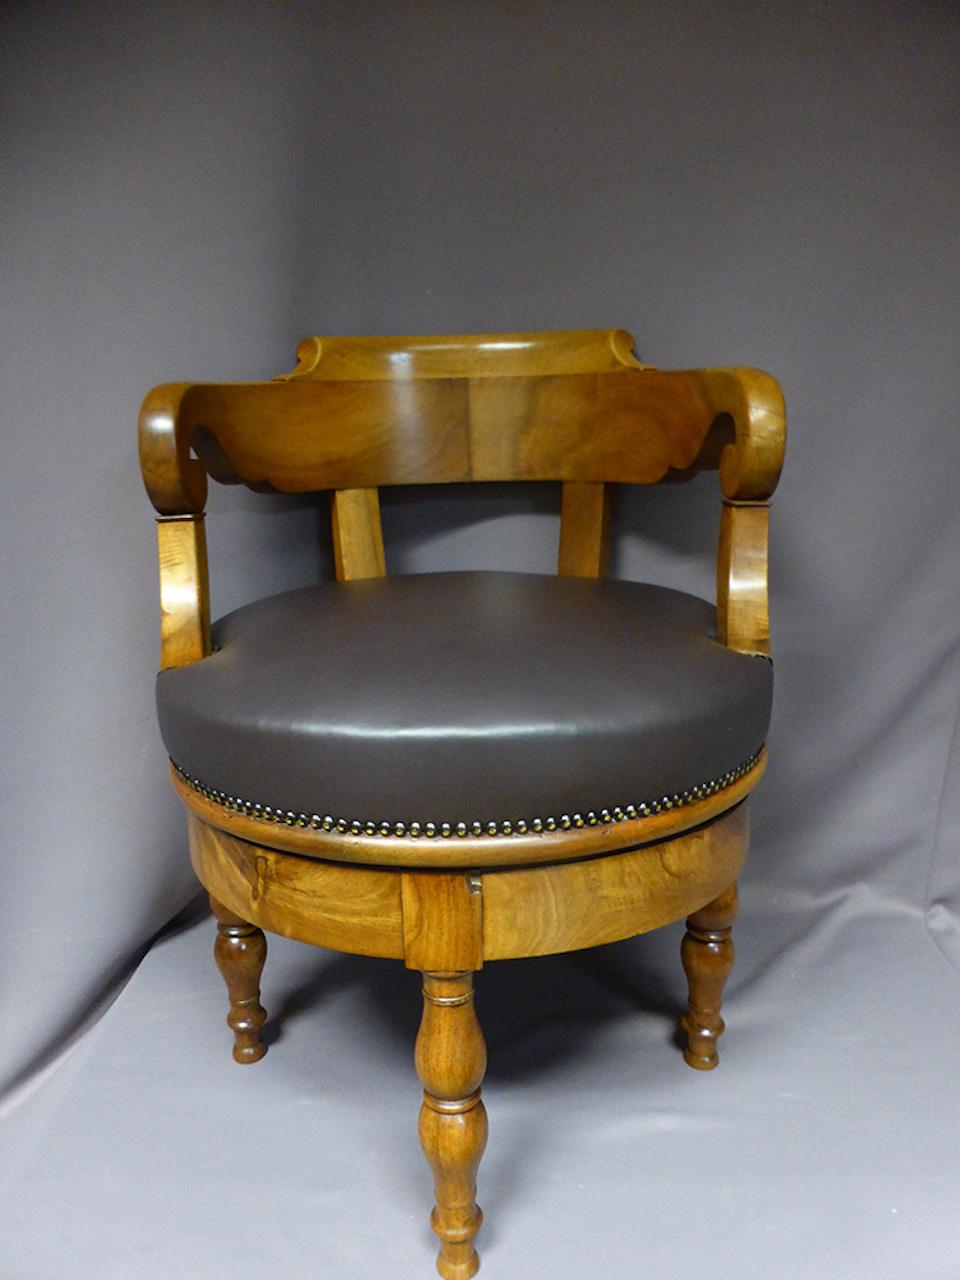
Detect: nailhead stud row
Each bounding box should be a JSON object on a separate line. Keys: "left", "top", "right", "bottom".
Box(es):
{"left": 171, "top": 747, "right": 762, "bottom": 839}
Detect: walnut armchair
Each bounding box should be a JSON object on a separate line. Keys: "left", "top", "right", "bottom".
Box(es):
{"left": 139, "top": 329, "right": 785, "bottom": 1279}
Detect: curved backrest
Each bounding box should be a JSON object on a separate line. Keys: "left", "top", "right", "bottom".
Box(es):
{"left": 279, "top": 328, "right": 645, "bottom": 381}
{"left": 140, "top": 330, "right": 785, "bottom": 641}
{"left": 140, "top": 330, "right": 783, "bottom": 507}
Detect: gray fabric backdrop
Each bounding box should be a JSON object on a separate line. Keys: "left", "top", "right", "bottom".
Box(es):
{"left": 2, "top": 2, "right": 958, "bottom": 1277}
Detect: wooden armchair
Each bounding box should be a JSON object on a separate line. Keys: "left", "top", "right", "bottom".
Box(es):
{"left": 139, "top": 329, "right": 785, "bottom": 1279}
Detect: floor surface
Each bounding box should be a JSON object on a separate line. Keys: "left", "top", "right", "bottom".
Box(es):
{"left": 1, "top": 884, "right": 956, "bottom": 1279}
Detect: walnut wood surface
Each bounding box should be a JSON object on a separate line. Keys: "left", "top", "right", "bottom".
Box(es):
{"left": 189, "top": 816, "right": 406, "bottom": 959}
{"left": 209, "top": 894, "right": 267, "bottom": 1063}
{"left": 140, "top": 332, "right": 784, "bottom": 708}
{"left": 558, "top": 480, "right": 610, "bottom": 577}
{"left": 401, "top": 873, "right": 484, "bottom": 972}
{"left": 717, "top": 501, "right": 770, "bottom": 654}
{"left": 481, "top": 802, "right": 748, "bottom": 960}
{"left": 156, "top": 516, "right": 210, "bottom": 669}
{"left": 140, "top": 364, "right": 784, "bottom": 505}
{"left": 681, "top": 881, "right": 739, "bottom": 1070}
{"left": 186, "top": 804, "right": 748, "bottom": 968}
{"left": 140, "top": 381, "right": 208, "bottom": 514}
{"left": 139, "top": 331, "right": 784, "bottom": 506}
{"left": 416, "top": 972, "right": 488, "bottom": 1280}
{"left": 169, "top": 749, "right": 766, "bottom": 870}
{"left": 330, "top": 486, "right": 387, "bottom": 581}
{"left": 279, "top": 328, "right": 645, "bottom": 381}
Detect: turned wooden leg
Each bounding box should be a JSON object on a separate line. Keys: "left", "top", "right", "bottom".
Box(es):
{"left": 681, "top": 881, "right": 739, "bottom": 1071}
{"left": 210, "top": 894, "right": 268, "bottom": 1064}
{"left": 416, "top": 972, "right": 488, "bottom": 1280}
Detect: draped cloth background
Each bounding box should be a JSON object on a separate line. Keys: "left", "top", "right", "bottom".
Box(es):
{"left": 2, "top": 3, "right": 958, "bottom": 1276}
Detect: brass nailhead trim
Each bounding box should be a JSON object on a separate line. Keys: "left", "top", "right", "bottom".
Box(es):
{"left": 171, "top": 746, "right": 763, "bottom": 840}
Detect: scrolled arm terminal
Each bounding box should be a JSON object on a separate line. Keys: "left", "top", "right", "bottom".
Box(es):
{"left": 695, "top": 368, "right": 786, "bottom": 656}
{"left": 695, "top": 367, "right": 786, "bottom": 503}
{"left": 140, "top": 384, "right": 212, "bottom": 669}
{"left": 139, "top": 382, "right": 209, "bottom": 516}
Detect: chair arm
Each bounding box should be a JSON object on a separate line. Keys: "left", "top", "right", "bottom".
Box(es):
{"left": 140, "top": 384, "right": 212, "bottom": 668}
{"left": 139, "top": 382, "right": 209, "bottom": 516}
{"left": 691, "top": 367, "right": 785, "bottom": 502}
{"left": 697, "top": 369, "right": 786, "bottom": 656}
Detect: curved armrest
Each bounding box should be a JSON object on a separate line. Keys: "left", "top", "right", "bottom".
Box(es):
{"left": 697, "top": 369, "right": 786, "bottom": 656}
{"left": 140, "top": 385, "right": 212, "bottom": 668}
{"left": 139, "top": 382, "right": 209, "bottom": 516}
{"left": 692, "top": 367, "right": 786, "bottom": 502}
{"left": 138, "top": 362, "right": 786, "bottom": 662}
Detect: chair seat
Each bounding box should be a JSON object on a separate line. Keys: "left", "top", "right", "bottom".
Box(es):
{"left": 157, "top": 571, "right": 772, "bottom": 837}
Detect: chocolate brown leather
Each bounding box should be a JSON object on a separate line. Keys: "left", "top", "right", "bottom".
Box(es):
{"left": 156, "top": 571, "right": 772, "bottom": 824}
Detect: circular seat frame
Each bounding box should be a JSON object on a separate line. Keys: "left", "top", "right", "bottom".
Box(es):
{"left": 185, "top": 777, "right": 755, "bottom": 966}
{"left": 171, "top": 748, "right": 765, "bottom": 872}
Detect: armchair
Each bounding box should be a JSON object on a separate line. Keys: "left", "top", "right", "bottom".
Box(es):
{"left": 139, "top": 329, "right": 785, "bottom": 1278}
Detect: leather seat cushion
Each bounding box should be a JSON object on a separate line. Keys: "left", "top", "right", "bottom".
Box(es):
{"left": 156, "top": 571, "right": 772, "bottom": 829}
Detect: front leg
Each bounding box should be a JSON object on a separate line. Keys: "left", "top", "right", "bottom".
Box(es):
{"left": 416, "top": 972, "right": 488, "bottom": 1280}
{"left": 681, "top": 882, "right": 738, "bottom": 1070}
{"left": 210, "top": 894, "right": 268, "bottom": 1064}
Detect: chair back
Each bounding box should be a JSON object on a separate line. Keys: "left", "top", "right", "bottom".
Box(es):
{"left": 140, "top": 328, "right": 784, "bottom": 583}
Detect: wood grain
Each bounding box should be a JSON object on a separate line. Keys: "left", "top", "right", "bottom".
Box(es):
{"left": 401, "top": 873, "right": 484, "bottom": 972}
{"left": 188, "top": 816, "right": 405, "bottom": 959}
{"left": 416, "top": 972, "right": 488, "bottom": 1280}
{"left": 481, "top": 803, "right": 749, "bottom": 961}
{"left": 681, "top": 881, "right": 739, "bottom": 1070}
{"left": 139, "top": 381, "right": 208, "bottom": 515}
{"left": 711, "top": 367, "right": 786, "bottom": 502}
{"left": 186, "top": 804, "right": 749, "bottom": 967}
{"left": 330, "top": 486, "right": 386, "bottom": 580}
{"left": 717, "top": 501, "right": 770, "bottom": 654}
{"left": 156, "top": 516, "right": 210, "bottom": 669}
{"left": 278, "top": 328, "right": 645, "bottom": 381}
{"left": 558, "top": 480, "right": 610, "bottom": 577}
{"left": 138, "top": 339, "right": 785, "bottom": 510}
{"left": 209, "top": 894, "right": 267, "bottom": 1063}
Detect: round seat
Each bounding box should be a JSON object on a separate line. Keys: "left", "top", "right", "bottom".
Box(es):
{"left": 157, "top": 571, "right": 772, "bottom": 837}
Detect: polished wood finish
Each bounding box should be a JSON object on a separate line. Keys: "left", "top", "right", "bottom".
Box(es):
{"left": 139, "top": 365, "right": 784, "bottom": 502}
{"left": 713, "top": 368, "right": 786, "bottom": 502}
{"left": 717, "top": 501, "right": 770, "bottom": 654}
{"left": 681, "top": 881, "right": 739, "bottom": 1070}
{"left": 189, "top": 816, "right": 405, "bottom": 959}
{"left": 330, "top": 486, "right": 387, "bottom": 581}
{"left": 156, "top": 515, "right": 210, "bottom": 669}
{"left": 279, "top": 328, "right": 646, "bottom": 381}
{"left": 481, "top": 804, "right": 748, "bottom": 961}
{"left": 170, "top": 749, "right": 766, "bottom": 869}
{"left": 186, "top": 803, "right": 747, "bottom": 968}
{"left": 209, "top": 894, "right": 267, "bottom": 1064}
{"left": 140, "top": 381, "right": 208, "bottom": 515}
{"left": 558, "top": 480, "right": 610, "bottom": 577}
{"left": 140, "top": 331, "right": 784, "bottom": 699}
{"left": 141, "top": 329, "right": 784, "bottom": 1279}
{"left": 402, "top": 873, "right": 484, "bottom": 973}
{"left": 139, "top": 333, "right": 784, "bottom": 506}
{"left": 416, "top": 972, "right": 488, "bottom": 1280}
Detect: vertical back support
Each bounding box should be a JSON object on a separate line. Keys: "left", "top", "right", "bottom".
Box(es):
{"left": 330, "top": 487, "right": 387, "bottom": 581}
{"left": 558, "top": 481, "right": 611, "bottom": 577}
